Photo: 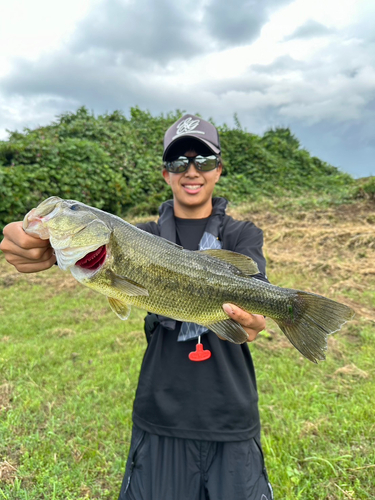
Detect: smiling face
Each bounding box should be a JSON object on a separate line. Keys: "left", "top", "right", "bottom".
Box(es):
{"left": 163, "top": 150, "right": 222, "bottom": 219}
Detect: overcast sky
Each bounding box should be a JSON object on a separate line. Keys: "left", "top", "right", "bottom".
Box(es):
{"left": 0, "top": 0, "right": 374, "bottom": 178}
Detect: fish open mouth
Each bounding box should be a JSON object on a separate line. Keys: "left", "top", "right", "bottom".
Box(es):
{"left": 75, "top": 245, "right": 107, "bottom": 270}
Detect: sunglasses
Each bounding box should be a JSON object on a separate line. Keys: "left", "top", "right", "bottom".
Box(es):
{"left": 164, "top": 155, "right": 220, "bottom": 173}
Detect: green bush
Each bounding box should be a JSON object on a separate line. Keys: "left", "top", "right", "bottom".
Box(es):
{"left": 0, "top": 134, "right": 129, "bottom": 227}
{"left": 0, "top": 107, "right": 356, "bottom": 230}
{"left": 354, "top": 177, "right": 375, "bottom": 201}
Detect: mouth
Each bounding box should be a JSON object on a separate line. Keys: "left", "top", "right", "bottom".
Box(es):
{"left": 182, "top": 184, "right": 203, "bottom": 194}
{"left": 75, "top": 245, "right": 107, "bottom": 270}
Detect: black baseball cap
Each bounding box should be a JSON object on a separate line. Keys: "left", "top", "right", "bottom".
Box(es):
{"left": 163, "top": 114, "right": 221, "bottom": 161}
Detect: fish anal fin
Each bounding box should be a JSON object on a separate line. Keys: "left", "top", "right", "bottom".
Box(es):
{"left": 208, "top": 318, "right": 248, "bottom": 344}
{"left": 109, "top": 271, "right": 149, "bottom": 297}
{"left": 108, "top": 297, "right": 131, "bottom": 320}
{"left": 199, "top": 250, "right": 259, "bottom": 276}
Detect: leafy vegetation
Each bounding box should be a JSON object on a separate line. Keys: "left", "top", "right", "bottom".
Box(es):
{"left": 0, "top": 107, "right": 356, "bottom": 230}
{"left": 355, "top": 177, "right": 375, "bottom": 202}
{"left": 1, "top": 198, "right": 374, "bottom": 499}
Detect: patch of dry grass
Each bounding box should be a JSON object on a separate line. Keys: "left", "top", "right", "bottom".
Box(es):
{"left": 0, "top": 460, "right": 18, "bottom": 485}
{"left": 230, "top": 201, "right": 375, "bottom": 320}
{"left": 0, "top": 383, "right": 12, "bottom": 413}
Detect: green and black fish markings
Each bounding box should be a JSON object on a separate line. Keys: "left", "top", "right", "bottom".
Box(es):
{"left": 23, "top": 197, "right": 355, "bottom": 363}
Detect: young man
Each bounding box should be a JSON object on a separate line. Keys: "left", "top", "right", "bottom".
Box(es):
{"left": 0, "top": 115, "right": 273, "bottom": 500}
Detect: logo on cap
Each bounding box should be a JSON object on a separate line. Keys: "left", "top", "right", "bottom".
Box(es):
{"left": 173, "top": 117, "right": 205, "bottom": 139}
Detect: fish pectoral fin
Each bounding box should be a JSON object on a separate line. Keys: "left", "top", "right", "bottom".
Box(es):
{"left": 208, "top": 319, "right": 248, "bottom": 344}
{"left": 110, "top": 272, "right": 149, "bottom": 297}
{"left": 107, "top": 297, "right": 131, "bottom": 320}
{"left": 198, "top": 250, "right": 259, "bottom": 276}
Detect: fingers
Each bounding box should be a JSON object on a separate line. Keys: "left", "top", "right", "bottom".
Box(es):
{"left": 14, "top": 254, "right": 57, "bottom": 273}
{"left": 2, "top": 222, "right": 48, "bottom": 248}
{"left": 222, "top": 304, "right": 253, "bottom": 327}
{"left": 0, "top": 221, "right": 56, "bottom": 273}
{"left": 1, "top": 237, "right": 53, "bottom": 261}
{"left": 222, "top": 304, "right": 266, "bottom": 342}
{"left": 4, "top": 245, "right": 57, "bottom": 272}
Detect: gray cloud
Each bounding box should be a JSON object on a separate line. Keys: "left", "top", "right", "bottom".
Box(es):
{"left": 2, "top": 0, "right": 297, "bottom": 107}
{"left": 0, "top": 0, "right": 296, "bottom": 106}
{"left": 0, "top": 51, "right": 162, "bottom": 113}
{"left": 69, "top": 0, "right": 295, "bottom": 63}
{"left": 284, "top": 20, "right": 334, "bottom": 41}
{"left": 71, "top": 0, "right": 209, "bottom": 64}
{"left": 203, "top": 0, "right": 293, "bottom": 46}
{"left": 251, "top": 55, "right": 305, "bottom": 74}
{"left": 0, "top": 94, "right": 79, "bottom": 140}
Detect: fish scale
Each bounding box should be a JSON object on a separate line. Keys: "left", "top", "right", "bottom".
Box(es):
{"left": 23, "top": 196, "right": 355, "bottom": 363}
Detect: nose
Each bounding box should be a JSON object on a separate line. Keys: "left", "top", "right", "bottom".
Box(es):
{"left": 184, "top": 160, "right": 199, "bottom": 176}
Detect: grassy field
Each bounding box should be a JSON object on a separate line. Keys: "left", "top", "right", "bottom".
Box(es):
{"left": 0, "top": 198, "right": 374, "bottom": 499}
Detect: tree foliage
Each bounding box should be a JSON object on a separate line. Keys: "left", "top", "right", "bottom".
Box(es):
{"left": 0, "top": 107, "right": 354, "bottom": 229}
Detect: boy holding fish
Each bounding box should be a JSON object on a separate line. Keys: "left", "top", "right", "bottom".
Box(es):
{"left": 1, "top": 115, "right": 274, "bottom": 499}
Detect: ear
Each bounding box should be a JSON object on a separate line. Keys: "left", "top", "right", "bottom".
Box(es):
{"left": 214, "top": 164, "right": 222, "bottom": 183}
{"left": 162, "top": 168, "right": 171, "bottom": 185}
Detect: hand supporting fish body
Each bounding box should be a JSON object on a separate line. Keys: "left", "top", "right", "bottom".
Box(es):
{"left": 23, "top": 196, "right": 354, "bottom": 363}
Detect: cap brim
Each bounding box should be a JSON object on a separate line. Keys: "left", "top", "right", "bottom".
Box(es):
{"left": 163, "top": 135, "right": 220, "bottom": 161}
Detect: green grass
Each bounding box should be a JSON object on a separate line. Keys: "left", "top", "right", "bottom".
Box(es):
{"left": 1, "top": 225, "right": 374, "bottom": 499}
{"left": 0, "top": 270, "right": 146, "bottom": 499}
{"left": 254, "top": 320, "right": 375, "bottom": 499}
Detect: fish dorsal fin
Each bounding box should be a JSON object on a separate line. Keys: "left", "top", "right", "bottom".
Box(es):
{"left": 199, "top": 250, "right": 259, "bottom": 276}
{"left": 207, "top": 318, "right": 248, "bottom": 343}
{"left": 109, "top": 271, "right": 149, "bottom": 297}
{"left": 107, "top": 297, "right": 131, "bottom": 320}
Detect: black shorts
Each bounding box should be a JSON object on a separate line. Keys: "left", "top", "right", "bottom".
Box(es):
{"left": 118, "top": 425, "right": 274, "bottom": 500}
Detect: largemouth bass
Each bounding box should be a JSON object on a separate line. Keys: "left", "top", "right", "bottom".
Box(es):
{"left": 23, "top": 196, "right": 354, "bottom": 363}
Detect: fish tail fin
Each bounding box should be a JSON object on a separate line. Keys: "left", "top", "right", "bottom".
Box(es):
{"left": 274, "top": 292, "right": 355, "bottom": 363}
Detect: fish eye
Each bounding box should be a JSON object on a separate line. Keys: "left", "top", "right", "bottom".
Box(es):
{"left": 69, "top": 204, "right": 80, "bottom": 211}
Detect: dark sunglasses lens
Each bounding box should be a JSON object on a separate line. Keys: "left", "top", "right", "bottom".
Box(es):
{"left": 195, "top": 156, "right": 218, "bottom": 171}
{"left": 165, "top": 157, "right": 189, "bottom": 173}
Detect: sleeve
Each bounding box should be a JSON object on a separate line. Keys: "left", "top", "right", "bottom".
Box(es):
{"left": 136, "top": 221, "right": 159, "bottom": 234}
